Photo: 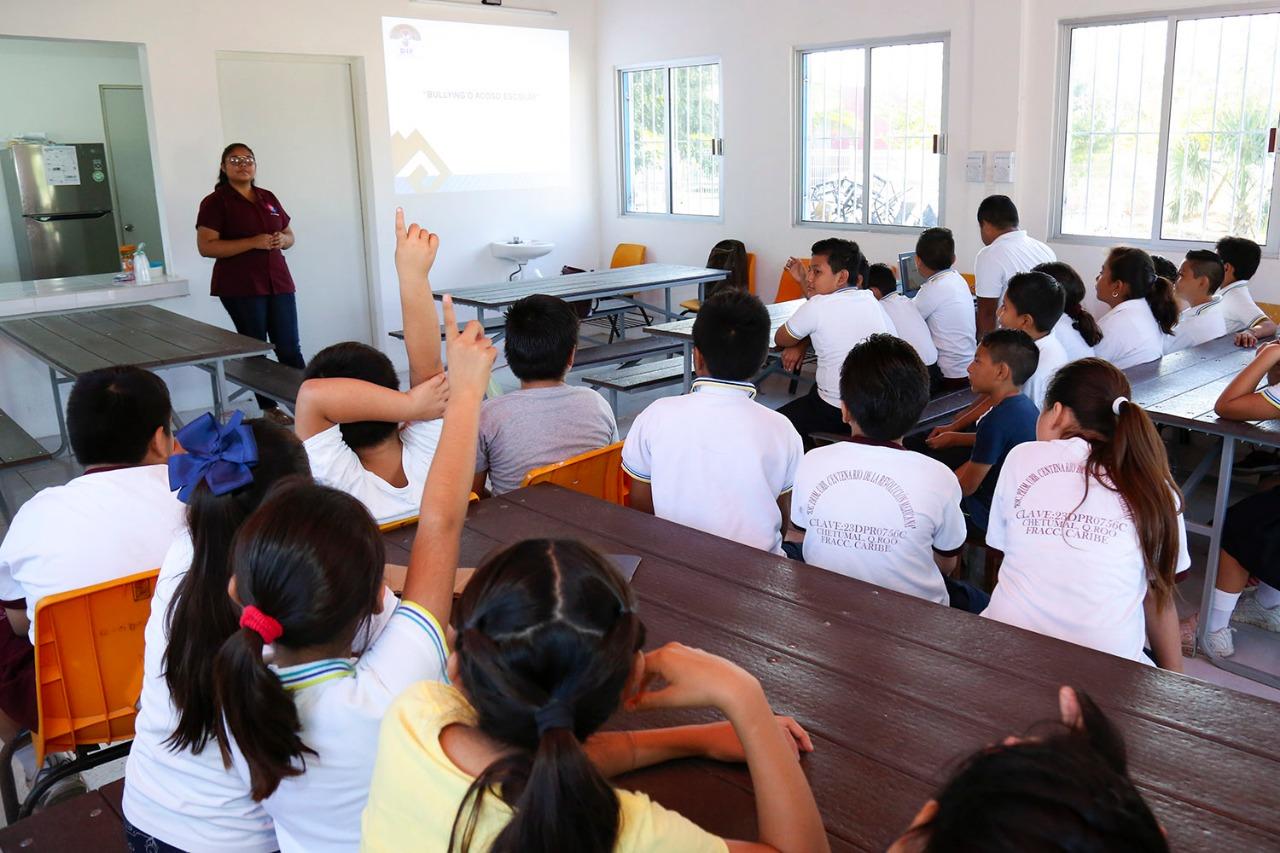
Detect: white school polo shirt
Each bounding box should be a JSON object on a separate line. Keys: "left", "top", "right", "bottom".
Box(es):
{"left": 0, "top": 465, "right": 185, "bottom": 642}
{"left": 621, "top": 379, "right": 803, "bottom": 556}
{"left": 1052, "top": 314, "right": 1096, "bottom": 362}
{"left": 913, "top": 269, "right": 977, "bottom": 379}
{"left": 1217, "top": 279, "right": 1269, "bottom": 334}
{"left": 791, "top": 438, "right": 966, "bottom": 605}
{"left": 1022, "top": 333, "right": 1070, "bottom": 410}
{"left": 973, "top": 230, "right": 1057, "bottom": 301}
{"left": 878, "top": 292, "right": 938, "bottom": 367}
{"left": 303, "top": 419, "right": 442, "bottom": 524}
{"left": 1093, "top": 299, "right": 1164, "bottom": 369}
{"left": 1164, "top": 299, "right": 1227, "bottom": 354}
{"left": 782, "top": 287, "right": 892, "bottom": 407}
{"left": 983, "top": 437, "right": 1190, "bottom": 663}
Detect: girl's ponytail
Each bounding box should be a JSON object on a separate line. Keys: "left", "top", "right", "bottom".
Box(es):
{"left": 1044, "top": 360, "right": 1182, "bottom": 609}
{"left": 212, "top": 620, "right": 310, "bottom": 800}
{"left": 1035, "top": 261, "right": 1104, "bottom": 347}
{"left": 1146, "top": 274, "right": 1179, "bottom": 335}
{"left": 449, "top": 541, "right": 644, "bottom": 853}
{"left": 1106, "top": 247, "right": 1179, "bottom": 334}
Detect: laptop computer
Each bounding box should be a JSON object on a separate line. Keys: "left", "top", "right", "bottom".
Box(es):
{"left": 898, "top": 252, "right": 925, "bottom": 297}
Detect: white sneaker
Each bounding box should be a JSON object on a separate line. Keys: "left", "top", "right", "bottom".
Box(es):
{"left": 1231, "top": 596, "right": 1280, "bottom": 633}
{"left": 1203, "top": 626, "right": 1235, "bottom": 658}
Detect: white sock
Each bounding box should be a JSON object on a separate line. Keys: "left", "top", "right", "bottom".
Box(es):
{"left": 1256, "top": 582, "right": 1280, "bottom": 610}
{"left": 1208, "top": 590, "right": 1242, "bottom": 633}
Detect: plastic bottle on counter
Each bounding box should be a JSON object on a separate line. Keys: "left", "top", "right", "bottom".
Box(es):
{"left": 133, "top": 244, "right": 151, "bottom": 283}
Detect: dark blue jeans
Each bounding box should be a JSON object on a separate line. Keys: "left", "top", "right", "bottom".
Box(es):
{"left": 220, "top": 293, "right": 306, "bottom": 410}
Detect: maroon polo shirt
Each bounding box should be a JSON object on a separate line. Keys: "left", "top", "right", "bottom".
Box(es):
{"left": 196, "top": 183, "right": 296, "bottom": 298}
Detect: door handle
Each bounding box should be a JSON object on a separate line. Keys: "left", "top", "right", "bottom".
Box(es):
{"left": 124, "top": 224, "right": 135, "bottom": 232}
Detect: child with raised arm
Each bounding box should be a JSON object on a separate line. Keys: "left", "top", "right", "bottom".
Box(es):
{"left": 207, "top": 299, "right": 496, "bottom": 852}
{"left": 1201, "top": 341, "right": 1280, "bottom": 656}
{"left": 294, "top": 209, "right": 450, "bottom": 524}
{"left": 361, "top": 539, "right": 827, "bottom": 853}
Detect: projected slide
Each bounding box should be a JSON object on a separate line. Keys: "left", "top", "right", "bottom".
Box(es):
{"left": 383, "top": 17, "right": 570, "bottom": 193}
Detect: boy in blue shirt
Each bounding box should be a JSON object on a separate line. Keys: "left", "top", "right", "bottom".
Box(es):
{"left": 954, "top": 329, "right": 1040, "bottom": 531}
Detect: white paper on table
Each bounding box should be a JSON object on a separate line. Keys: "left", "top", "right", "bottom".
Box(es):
{"left": 42, "top": 145, "right": 81, "bottom": 186}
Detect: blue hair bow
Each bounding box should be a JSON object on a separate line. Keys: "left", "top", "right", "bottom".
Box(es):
{"left": 168, "top": 411, "right": 259, "bottom": 503}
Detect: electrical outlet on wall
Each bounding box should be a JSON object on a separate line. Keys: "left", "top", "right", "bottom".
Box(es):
{"left": 965, "top": 152, "right": 986, "bottom": 183}
{"left": 992, "top": 151, "right": 1015, "bottom": 183}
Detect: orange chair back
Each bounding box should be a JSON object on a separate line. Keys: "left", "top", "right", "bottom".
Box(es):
{"left": 32, "top": 569, "right": 158, "bottom": 765}
{"left": 745, "top": 252, "right": 757, "bottom": 295}
{"left": 610, "top": 244, "right": 646, "bottom": 269}
{"left": 961, "top": 273, "right": 976, "bottom": 294}
{"left": 521, "top": 441, "right": 628, "bottom": 505}
{"left": 775, "top": 259, "right": 808, "bottom": 303}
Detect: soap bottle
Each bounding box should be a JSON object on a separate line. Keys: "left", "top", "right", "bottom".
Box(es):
{"left": 133, "top": 244, "right": 152, "bottom": 283}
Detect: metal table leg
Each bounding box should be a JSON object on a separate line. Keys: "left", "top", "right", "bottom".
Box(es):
{"left": 682, "top": 342, "right": 693, "bottom": 393}
{"left": 213, "top": 360, "right": 227, "bottom": 420}
{"left": 48, "top": 367, "right": 69, "bottom": 457}
{"left": 665, "top": 287, "right": 672, "bottom": 320}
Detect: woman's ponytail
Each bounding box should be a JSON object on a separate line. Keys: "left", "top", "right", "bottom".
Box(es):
{"left": 212, "top": 624, "right": 311, "bottom": 800}
{"left": 1106, "top": 247, "right": 1179, "bottom": 334}
{"left": 1044, "top": 361, "right": 1182, "bottom": 611}
{"left": 1035, "top": 261, "right": 1103, "bottom": 347}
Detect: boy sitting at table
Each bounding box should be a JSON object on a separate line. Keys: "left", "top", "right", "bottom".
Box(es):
{"left": 0, "top": 366, "right": 185, "bottom": 790}
{"left": 1164, "top": 250, "right": 1227, "bottom": 354}
{"left": 775, "top": 238, "right": 893, "bottom": 449}
{"left": 472, "top": 294, "right": 617, "bottom": 496}
{"left": 790, "top": 334, "right": 978, "bottom": 611}
{"left": 295, "top": 210, "right": 451, "bottom": 524}
{"left": 623, "top": 289, "right": 803, "bottom": 556}
{"left": 862, "top": 262, "right": 940, "bottom": 388}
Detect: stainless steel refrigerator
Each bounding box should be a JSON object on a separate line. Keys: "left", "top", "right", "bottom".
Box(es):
{"left": 2, "top": 142, "right": 120, "bottom": 280}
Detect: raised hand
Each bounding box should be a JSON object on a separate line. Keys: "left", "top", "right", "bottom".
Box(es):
{"left": 395, "top": 207, "right": 440, "bottom": 281}
{"left": 406, "top": 372, "right": 450, "bottom": 421}
{"left": 441, "top": 294, "right": 496, "bottom": 402}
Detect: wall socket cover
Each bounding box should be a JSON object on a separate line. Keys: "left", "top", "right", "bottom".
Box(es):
{"left": 965, "top": 152, "right": 986, "bottom": 183}
{"left": 992, "top": 151, "right": 1015, "bottom": 183}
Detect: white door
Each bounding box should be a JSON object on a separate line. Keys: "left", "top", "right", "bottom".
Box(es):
{"left": 101, "top": 85, "right": 165, "bottom": 266}
{"left": 216, "top": 55, "right": 373, "bottom": 349}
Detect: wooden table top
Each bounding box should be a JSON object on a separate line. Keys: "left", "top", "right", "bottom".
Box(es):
{"left": 384, "top": 485, "right": 1280, "bottom": 851}
{"left": 0, "top": 304, "right": 273, "bottom": 377}
{"left": 645, "top": 298, "right": 804, "bottom": 342}
{"left": 432, "top": 264, "right": 728, "bottom": 309}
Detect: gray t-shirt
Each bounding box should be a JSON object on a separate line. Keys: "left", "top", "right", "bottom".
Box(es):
{"left": 477, "top": 385, "right": 619, "bottom": 495}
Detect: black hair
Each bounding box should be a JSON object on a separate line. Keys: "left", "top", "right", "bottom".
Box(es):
{"left": 1004, "top": 271, "right": 1066, "bottom": 334}
{"left": 980, "top": 329, "right": 1040, "bottom": 387}
{"left": 449, "top": 539, "right": 645, "bottom": 853}
{"left": 1184, "top": 249, "right": 1225, "bottom": 294}
{"left": 1106, "top": 248, "right": 1180, "bottom": 335}
{"left": 977, "top": 194, "right": 1020, "bottom": 229}
{"left": 217, "top": 143, "right": 255, "bottom": 188}
{"left": 866, "top": 263, "right": 898, "bottom": 297}
{"left": 66, "top": 366, "right": 172, "bottom": 466}
{"left": 915, "top": 228, "right": 955, "bottom": 274}
{"left": 811, "top": 237, "right": 863, "bottom": 282}
{"left": 839, "top": 333, "right": 930, "bottom": 441}
{"left": 503, "top": 295, "right": 579, "bottom": 382}
{"left": 1215, "top": 236, "right": 1262, "bottom": 281}
{"left": 704, "top": 239, "right": 750, "bottom": 300}
{"left": 163, "top": 421, "right": 312, "bottom": 754}
{"left": 303, "top": 342, "right": 400, "bottom": 448}
{"left": 212, "top": 482, "right": 385, "bottom": 800}
{"left": 692, "top": 289, "right": 770, "bottom": 381}
{"left": 1035, "top": 261, "right": 1103, "bottom": 347}
{"left": 909, "top": 691, "right": 1168, "bottom": 852}
{"left": 1149, "top": 255, "right": 1178, "bottom": 283}
{"left": 857, "top": 253, "right": 870, "bottom": 289}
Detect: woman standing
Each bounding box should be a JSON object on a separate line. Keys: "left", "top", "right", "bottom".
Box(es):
{"left": 196, "top": 143, "right": 303, "bottom": 425}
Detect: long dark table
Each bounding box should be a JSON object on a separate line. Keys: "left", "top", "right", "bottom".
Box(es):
{"left": 0, "top": 305, "right": 273, "bottom": 455}
{"left": 384, "top": 485, "right": 1280, "bottom": 851}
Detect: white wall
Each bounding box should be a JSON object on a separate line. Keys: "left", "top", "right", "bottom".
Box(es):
{"left": 0, "top": 37, "right": 143, "bottom": 282}
{"left": 595, "top": 0, "right": 1280, "bottom": 309}
{"left": 0, "top": 0, "right": 599, "bottom": 436}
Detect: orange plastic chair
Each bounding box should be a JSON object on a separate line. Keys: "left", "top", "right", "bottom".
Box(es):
{"left": 521, "top": 441, "right": 629, "bottom": 506}
{"left": 775, "top": 258, "right": 808, "bottom": 303}
{"left": 0, "top": 569, "right": 158, "bottom": 821}
{"left": 961, "top": 273, "right": 976, "bottom": 294}
{"left": 681, "top": 252, "right": 757, "bottom": 313}
{"left": 610, "top": 244, "right": 647, "bottom": 268}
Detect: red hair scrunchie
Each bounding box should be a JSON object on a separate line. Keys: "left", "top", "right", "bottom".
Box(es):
{"left": 240, "top": 604, "right": 283, "bottom": 645}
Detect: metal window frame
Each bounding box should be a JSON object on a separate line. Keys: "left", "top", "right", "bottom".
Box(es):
{"left": 616, "top": 56, "right": 724, "bottom": 221}
{"left": 793, "top": 33, "right": 950, "bottom": 235}
{"left": 1051, "top": 5, "right": 1280, "bottom": 254}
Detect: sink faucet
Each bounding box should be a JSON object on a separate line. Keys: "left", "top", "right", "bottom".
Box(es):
{"left": 511, "top": 236, "right": 522, "bottom": 244}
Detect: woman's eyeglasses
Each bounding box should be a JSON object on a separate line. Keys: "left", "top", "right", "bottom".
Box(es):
{"left": 227, "top": 156, "right": 256, "bottom": 166}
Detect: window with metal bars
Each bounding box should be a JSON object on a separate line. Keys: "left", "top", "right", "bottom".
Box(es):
{"left": 619, "top": 61, "right": 722, "bottom": 217}
{"left": 1056, "top": 10, "right": 1280, "bottom": 246}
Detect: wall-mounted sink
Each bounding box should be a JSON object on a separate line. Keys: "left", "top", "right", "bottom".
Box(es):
{"left": 491, "top": 240, "right": 554, "bottom": 263}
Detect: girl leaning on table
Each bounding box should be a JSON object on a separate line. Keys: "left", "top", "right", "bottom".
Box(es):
{"left": 1195, "top": 341, "right": 1280, "bottom": 658}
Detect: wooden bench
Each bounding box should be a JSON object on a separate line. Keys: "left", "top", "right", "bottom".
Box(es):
{"left": 582, "top": 359, "right": 685, "bottom": 414}
{"left": 224, "top": 357, "right": 304, "bottom": 411}
{"left": 0, "top": 410, "right": 52, "bottom": 523}
{"left": 572, "top": 337, "right": 682, "bottom": 371}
